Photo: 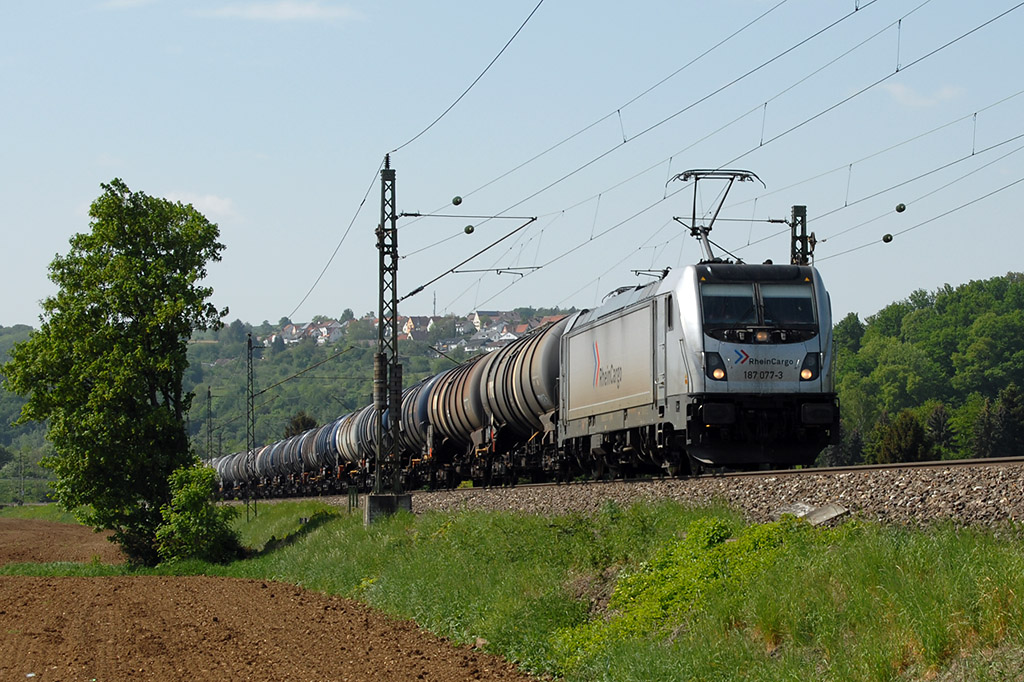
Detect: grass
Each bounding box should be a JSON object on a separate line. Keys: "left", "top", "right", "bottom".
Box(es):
{"left": 0, "top": 502, "right": 79, "bottom": 524}
{"left": 4, "top": 498, "right": 1024, "bottom": 680}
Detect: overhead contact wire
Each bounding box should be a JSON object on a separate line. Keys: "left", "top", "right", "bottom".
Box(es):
{"left": 404, "top": 0, "right": 792, "bottom": 229}
{"left": 818, "top": 175, "right": 1024, "bottom": 262}
{"left": 727, "top": 88, "right": 1024, "bottom": 211}
{"left": 474, "top": 3, "right": 1022, "bottom": 306}
{"left": 254, "top": 346, "right": 357, "bottom": 398}
{"left": 390, "top": 0, "right": 546, "bottom": 155}
{"left": 287, "top": 160, "right": 383, "bottom": 320}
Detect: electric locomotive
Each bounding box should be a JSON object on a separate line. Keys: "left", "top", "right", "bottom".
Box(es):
{"left": 557, "top": 260, "right": 837, "bottom": 476}
{"left": 556, "top": 171, "right": 838, "bottom": 474}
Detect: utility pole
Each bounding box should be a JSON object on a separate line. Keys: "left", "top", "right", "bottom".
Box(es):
{"left": 366, "top": 154, "right": 411, "bottom": 523}
{"left": 206, "top": 387, "right": 213, "bottom": 462}
{"left": 245, "top": 333, "right": 261, "bottom": 521}
{"left": 19, "top": 448, "right": 26, "bottom": 505}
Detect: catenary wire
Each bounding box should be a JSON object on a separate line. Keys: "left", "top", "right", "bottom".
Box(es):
{"left": 390, "top": 0, "right": 546, "bottom": 155}
{"left": 721, "top": 88, "right": 1024, "bottom": 213}
{"left": 399, "top": 0, "right": 792, "bottom": 232}
{"left": 289, "top": 2, "right": 546, "bottom": 318}
{"left": 431, "top": 0, "right": 893, "bottom": 304}
{"left": 817, "top": 174, "right": 1024, "bottom": 262}
{"left": 254, "top": 346, "right": 356, "bottom": 398}
{"left": 464, "top": 3, "right": 1023, "bottom": 309}
{"left": 430, "top": 0, "right": 889, "bottom": 307}
{"left": 287, "top": 161, "right": 384, "bottom": 320}
{"left": 729, "top": 131, "right": 1024, "bottom": 253}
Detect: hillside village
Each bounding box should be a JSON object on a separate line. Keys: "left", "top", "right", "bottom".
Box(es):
{"left": 263, "top": 309, "right": 571, "bottom": 355}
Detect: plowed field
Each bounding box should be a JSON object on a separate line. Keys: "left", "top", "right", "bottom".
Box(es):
{"left": 0, "top": 518, "right": 534, "bottom": 681}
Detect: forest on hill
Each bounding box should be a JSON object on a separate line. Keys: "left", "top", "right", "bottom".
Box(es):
{"left": 824, "top": 271, "right": 1024, "bottom": 465}
{"left": 184, "top": 323, "right": 460, "bottom": 460}
{"left": 2, "top": 273, "right": 1023, "bottom": 502}
{"left": 0, "top": 324, "right": 49, "bottom": 502}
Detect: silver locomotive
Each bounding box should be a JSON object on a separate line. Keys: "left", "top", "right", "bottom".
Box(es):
{"left": 558, "top": 260, "right": 837, "bottom": 476}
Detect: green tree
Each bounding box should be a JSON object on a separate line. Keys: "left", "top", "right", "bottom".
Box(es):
{"left": 427, "top": 316, "right": 457, "bottom": 343}
{"left": 346, "top": 318, "right": 376, "bottom": 341}
{"left": 993, "top": 383, "right": 1024, "bottom": 457}
{"left": 971, "top": 398, "right": 999, "bottom": 459}
{"left": 0, "top": 179, "right": 226, "bottom": 565}
{"left": 867, "top": 410, "right": 931, "bottom": 464}
{"left": 815, "top": 423, "right": 863, "bottom": 467}
{"left": 948, "top": 393, "right": 986, "bottom": 459}
{"left": 285, "top": 410, "right": 318, "bottom": 438}
{"left": 922, "top": 401, "right": 954, "bottom": 459}
{"left": 859, "top": 336, "right": 946, "bottom": 415}
{"left": 862, "top": 300, "right": 912, "bottom": 339}
{"left": 218, "top": 318, "right": 249, "bottom": 356}
{"left": 833, "top": 312, "right": 865, "bottom": 356}
{"left": 951, "top": 310, "right": 1024, "bottom": 398}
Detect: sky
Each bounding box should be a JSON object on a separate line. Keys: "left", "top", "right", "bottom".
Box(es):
{"left": 2, "top": 0, "right": 1022, "bottom": 329}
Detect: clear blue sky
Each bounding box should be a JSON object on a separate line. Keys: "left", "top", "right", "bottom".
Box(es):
{"left": 3, "top": 0, "right": 1022, "bottom": 327}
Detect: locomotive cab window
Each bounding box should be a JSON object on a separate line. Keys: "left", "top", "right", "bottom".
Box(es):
{"left": 761, "top": 283, "right": 815, "bottom": 326}
{"left": 700, "top": 283, "right": 757, "bottom": 326}
{"left": 700, "top": 279, "right": 818, "bottom": 339}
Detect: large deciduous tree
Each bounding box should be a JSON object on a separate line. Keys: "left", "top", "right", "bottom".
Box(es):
{"left": 0, "top": 179, "right": 226, "bottom": 565}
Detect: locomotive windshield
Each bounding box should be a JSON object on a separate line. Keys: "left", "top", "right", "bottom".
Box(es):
{"left": 700, "top": 283, "right": 757, "bottom": 325}
{"left": 701, "top": 281, "right": 816, "bottom": 328}
{"left": 761, "top": 283, "right": 815, "bottom": 325}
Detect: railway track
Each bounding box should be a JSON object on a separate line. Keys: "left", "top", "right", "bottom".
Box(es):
{"left": 262, "top": 457, "right": 1024, "bottom": 528}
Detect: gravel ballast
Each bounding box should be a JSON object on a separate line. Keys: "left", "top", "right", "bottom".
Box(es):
{"left": 408, "top": 462, "right": 1024, "bottom": 526}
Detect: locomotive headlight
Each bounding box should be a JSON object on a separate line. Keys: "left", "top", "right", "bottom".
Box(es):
{"left": 799, "top": 352, "right": 820, "bottom": 381}
{"left": 755, "top": 330, "right": 770, "bottom": 343}
{"left": 704, "top": 352, "right": 727, "bottom": 381}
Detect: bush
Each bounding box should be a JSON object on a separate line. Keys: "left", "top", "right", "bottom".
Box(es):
{"left": 155, "top": 462, "right": 243, "bottom": 564}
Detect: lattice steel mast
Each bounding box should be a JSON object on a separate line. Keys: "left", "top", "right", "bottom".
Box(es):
{"left": 373, "top": 155, "right": 402, "bottom": 495}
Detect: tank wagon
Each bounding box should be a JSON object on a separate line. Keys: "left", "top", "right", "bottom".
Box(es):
{"left": 209, "top": 176, "right": 839, "bottom": 496}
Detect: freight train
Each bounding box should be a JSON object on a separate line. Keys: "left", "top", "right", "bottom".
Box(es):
{"left": 211, "top": 261, "right": 839, "bottom": 496}
{"left": 210, "top": 178, "right": 840, "bottom": 497}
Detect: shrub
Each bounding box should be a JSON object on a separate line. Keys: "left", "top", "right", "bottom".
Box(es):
{"left": 155, "top": 463, "right": 243, "bottom": 564}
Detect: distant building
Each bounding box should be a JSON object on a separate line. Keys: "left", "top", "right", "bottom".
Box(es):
{"left": 402, "top": 316, "right": 431, "bottom": 336}
{"left": 271, "top": 320, "right": 343, "bottom": 345}
{"left": 469, "top": 310, "right": 504, "bottom": 331}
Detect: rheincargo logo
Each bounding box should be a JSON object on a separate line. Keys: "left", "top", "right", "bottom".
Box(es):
{"left": 733, "top": 349, "right": 796, "bottom": 367}
{"left": 593, "top": 342, "right": 622, "bottom": 388}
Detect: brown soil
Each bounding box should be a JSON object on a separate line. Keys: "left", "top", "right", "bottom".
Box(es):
{"left": 0, "top": 519, "right": 536, "bottom": 681}
{"left": 0, "top": 518, "right": 125, "bottom": 565}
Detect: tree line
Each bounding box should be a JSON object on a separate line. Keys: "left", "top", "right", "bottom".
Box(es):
{"left": 820, "top": 272, "right": 1024, "bottom": 466}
